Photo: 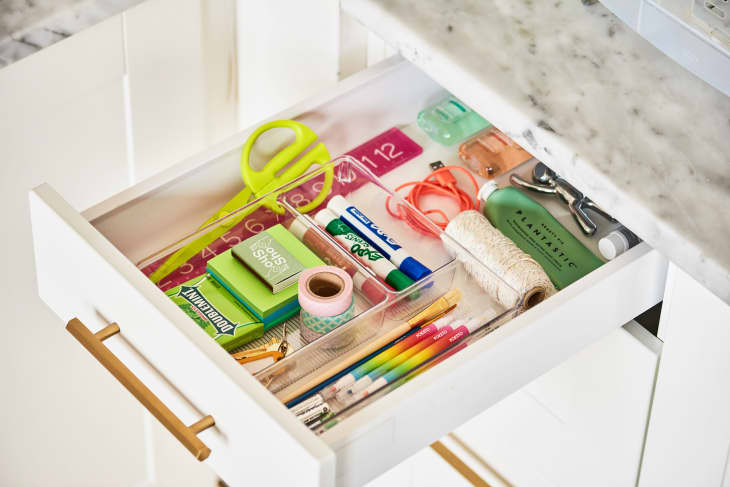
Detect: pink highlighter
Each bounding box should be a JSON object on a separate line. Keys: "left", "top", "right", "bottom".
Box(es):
{"left": 341, "top": 315, "right": 468, "bottom": 400}
{"left": 357, "top": 314, "right": 488, "bottom": 400}
{"left": 325, "top": 315, "right": 454, "bottom": 399}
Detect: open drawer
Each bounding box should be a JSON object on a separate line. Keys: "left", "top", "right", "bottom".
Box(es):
{"left": 29, "top": 57, "right": 668, "bottom": 487}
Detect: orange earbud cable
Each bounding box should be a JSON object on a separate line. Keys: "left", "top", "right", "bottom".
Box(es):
{"left": 386, "top": 164, "right": 480, "bottom": 237}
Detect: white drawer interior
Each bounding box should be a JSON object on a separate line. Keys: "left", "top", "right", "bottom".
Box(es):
{"left": 34, "top": 58, "right": 668, "bottom": 487}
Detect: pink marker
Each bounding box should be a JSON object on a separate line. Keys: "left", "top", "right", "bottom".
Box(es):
{"left": 325, "top": 315, "right": 454, "bottom": 398}
{"left": 358, "top": 314, "right": 489, "bottom": 400}
{"left": 340, "top": 315, "right": 464, "bottom": 399}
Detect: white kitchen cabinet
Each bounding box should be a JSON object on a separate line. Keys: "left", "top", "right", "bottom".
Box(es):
{"left": 454, "top": 321, "right": 661, "bottom": 487}
{"left": 125, "top": 0, "right": 238, "bottom": 183}
{"left": 29, "top": 56, "right": 667, "bottom": 487}
{"left": 365, "top": 441, "right": 475, "bottom": 487}
{"left": 639, "top": 264, "right": 730, "bottom": 487}
{"left": 235, "top": 0, "right": 340, "bottom": 128}
{"left": 233, "top": 1, "right": 393, "bottom": 129}
{"left": 1, "top": 0, "right": 238, "bottom": 485}
{"left": 0, "top": 15, "right": 146, "bottom": 487}
{"left": 145, "top": 411, "right": 219, "bottom": 487}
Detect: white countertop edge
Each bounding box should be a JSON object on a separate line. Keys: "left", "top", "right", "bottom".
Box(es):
{"left": 343, "top": 0, "right": 730, "bottom": 304}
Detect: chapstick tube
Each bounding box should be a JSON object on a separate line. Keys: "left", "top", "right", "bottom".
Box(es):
{"left": 315, "top": 209, "right": 413, "bottom": 291}
{"left": 285, "top": 216, "right": 386, "bottom": 304}
{"left": 327, "top": 195, "right": 432, "bottom": 281}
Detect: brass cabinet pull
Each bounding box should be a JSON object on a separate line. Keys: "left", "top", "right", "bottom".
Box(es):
{"left": 66, "top": 318, "right": 215, "bottom": 461}
{"left": 430, "top": 441, "right": 492, "bottom": 487}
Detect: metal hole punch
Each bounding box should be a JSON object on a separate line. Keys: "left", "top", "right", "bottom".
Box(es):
{"left": 510, "top": 162, "right": 616, "bottom": 236}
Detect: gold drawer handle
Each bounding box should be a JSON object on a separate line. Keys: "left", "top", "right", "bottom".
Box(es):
{"left": 66, "top": 318, "right": 215, "bottom": 461}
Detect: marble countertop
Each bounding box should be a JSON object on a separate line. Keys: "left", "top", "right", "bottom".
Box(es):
{"left": 343, "top": 0, "right": 730, "bottom": 304}
{"left": 0, "top": 0, "right": 144, "bottom": 68}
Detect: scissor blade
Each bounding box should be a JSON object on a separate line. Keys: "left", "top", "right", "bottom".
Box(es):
{"left": 148, "top": 187, "right": 255, "bottom": 283}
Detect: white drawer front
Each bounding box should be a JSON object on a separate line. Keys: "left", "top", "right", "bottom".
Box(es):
{"left": 30, "top": 59, "right": 667, "bottom": 487}
{"left": 453, "top": 322, "right": 660, "bottom": 487}
{"left": 29, "top": 186, "right": 334, "bottom": 486}
{"left": 322, "top": 243, "right": 666, "bottom": 487}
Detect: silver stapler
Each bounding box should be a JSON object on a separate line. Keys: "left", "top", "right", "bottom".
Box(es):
{"left": 510, "top": 163, "right": 615, "bottom": 236}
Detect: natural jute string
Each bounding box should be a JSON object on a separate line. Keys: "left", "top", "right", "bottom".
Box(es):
{"left": 443, "top": 210, "right": 555, "bottom": 311}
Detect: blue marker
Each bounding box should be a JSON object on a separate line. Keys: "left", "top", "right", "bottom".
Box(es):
{"left": 327, "top": 195, "right": 431, "bottom": 281}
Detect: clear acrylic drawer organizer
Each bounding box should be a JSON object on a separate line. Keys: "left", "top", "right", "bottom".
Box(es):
{"left": 137, "top": 155, "right": 524, "bottom": 432}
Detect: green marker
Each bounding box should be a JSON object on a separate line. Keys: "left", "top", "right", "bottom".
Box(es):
{"left": 314, "top": 209, "right": 413, "bottom": 291}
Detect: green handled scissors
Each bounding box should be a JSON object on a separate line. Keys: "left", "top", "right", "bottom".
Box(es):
{"left": 149, "top": 120, "right": 333, "bottom": 284}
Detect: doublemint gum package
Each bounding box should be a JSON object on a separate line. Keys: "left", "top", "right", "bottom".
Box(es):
{"left": 166, "top": 274, "right": 263, "bottom": 351}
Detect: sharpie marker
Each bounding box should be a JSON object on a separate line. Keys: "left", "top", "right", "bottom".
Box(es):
{"left": 315, "top": 209, "right": 413, "bottom": 291}
{"left": 342, "top": 316, "right": 461, "bottom": 398}
{"left": 327, "top": 195, "right": 431, "bottom": 281}
{"left": 328, "top": 315, "right": 455, "bottom": 397}
{"left": 358, "top": 314, "right": 487, "bottom": 400}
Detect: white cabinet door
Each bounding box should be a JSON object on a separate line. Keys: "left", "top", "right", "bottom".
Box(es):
{"left": 144, "top": 412, "right": 218, "bottom": 487}
{"left": 1, "top": 1, "right": 240, "bottom": 485}
{"left": 235, "top": 0, "right": 340, "bottom": 128}
{"left": 639, "top": 264, "right": 730, "bottom": 487}
{"left": 0, "top": 16, "right": 147, "bottom": 487}
{"left": 454, "top": 322, "right": 660, "bottom": 487}
{"left": 365, "top": 443, "right": 474, "bottom": 487}
{"left": 124, "top": 0, "right": 238, "bottom": 183}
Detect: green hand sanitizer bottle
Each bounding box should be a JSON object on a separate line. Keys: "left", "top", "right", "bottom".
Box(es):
{"left": 478, "top": 181, "right": 604, "bottom": 289}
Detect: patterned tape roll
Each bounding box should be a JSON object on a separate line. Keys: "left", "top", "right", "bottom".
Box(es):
{"left": 298, "top": 266, "right": 355, "bottom": 343}
{"left": 300, "top": 303, "right": 355, "bottom": 343}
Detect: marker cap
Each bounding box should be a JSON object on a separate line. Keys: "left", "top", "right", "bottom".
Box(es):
{"left": 400, "top": 256, "right": 432, "bottom": 281}
{"left": 287, "top": 216, "right": 308, "bottom": 240}
{"left": 385, "top": 269, "right": 414, "bottom": 291}
{"left": 431, "top": 315, "right": 454, "bottom": 329}
{"left": 314, "top": 208, "right": 337, "bottom": 227}
{"left": 326, "top": 194, "right": 348, "bottom": 215}
{"left": 342, "top": 376, "right": 372, "bottom": 399}
{"left": 477, "top": 180, "right": 499, "bottom": 203}
{"left": 332, "top": 374, "right": 356, "bottom": 394}
{"left": 464, "top": 310, "right": 497, "bottom": 333}
{"left": 362, "top": 377, "right": 388, "bottom": 398}
{"left": 599, "top": 230, "right": 629, "bottom": 260}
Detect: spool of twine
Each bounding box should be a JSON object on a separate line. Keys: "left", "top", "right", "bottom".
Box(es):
{"left": 443, "top": 210, "right": 555, "bottom": 312}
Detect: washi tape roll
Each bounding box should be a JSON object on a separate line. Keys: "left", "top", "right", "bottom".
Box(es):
{"left": 299, "top": 266, "right": 355, "bottom": 344}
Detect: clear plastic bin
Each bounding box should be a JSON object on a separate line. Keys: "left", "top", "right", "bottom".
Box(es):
{"left": 136, "top": 155, "right": 525, "bottom": 432}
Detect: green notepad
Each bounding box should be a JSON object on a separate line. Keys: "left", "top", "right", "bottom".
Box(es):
{"left": 165, "top": 274, "right": 263, "bottom": 351}
{"left": 233, "top": 228, "right": 305, "bottom": 293}
{"left": 207, "top": 224, "right": 324, "bottom": 324}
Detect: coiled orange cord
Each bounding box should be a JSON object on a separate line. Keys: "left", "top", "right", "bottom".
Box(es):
{"left": 386, "top": 163, "right": 480, "bottom": 237}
